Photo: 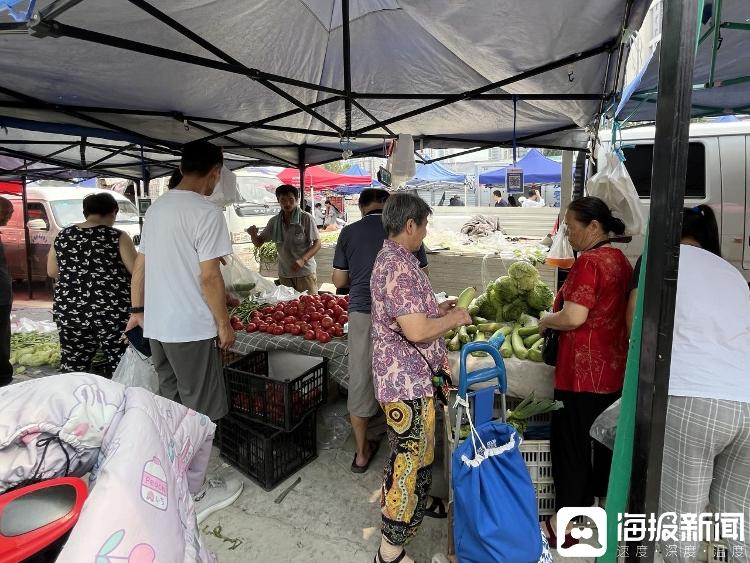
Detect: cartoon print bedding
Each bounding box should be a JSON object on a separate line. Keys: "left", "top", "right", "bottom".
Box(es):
{"left": 0, "top": 373, "right": 217, "bottom": 562}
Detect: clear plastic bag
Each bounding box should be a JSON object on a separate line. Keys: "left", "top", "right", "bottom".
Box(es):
{"left": 586, "top": 147, "right": 646, "bottom": 236}
{"left": 221, "top": 254, "right": 276, "bottom": 301}
{"left": 544, "top": 223, "right": 575, "bottom": 269}
{"left": 112, "top": 346, "right": 159, "bottom": 394}
{"left": 590, "top": 397, "right": 620, "bottom": 450}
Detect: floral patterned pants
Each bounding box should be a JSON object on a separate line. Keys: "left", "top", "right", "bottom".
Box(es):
{"left": 381, "top": 396, "right": 435, "bottom": 546}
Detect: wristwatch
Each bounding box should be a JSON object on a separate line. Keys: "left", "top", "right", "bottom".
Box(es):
{"left": 130, "top": 306, "right": 144, "bottom": 314}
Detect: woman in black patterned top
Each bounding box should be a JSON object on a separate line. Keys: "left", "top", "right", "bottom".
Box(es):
{"left": 47, "top": 193, "right": 137, "bottom": 376}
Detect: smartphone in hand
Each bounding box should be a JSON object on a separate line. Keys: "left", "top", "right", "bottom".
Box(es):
{"left": 125, "top": 326, "right": 152, "bottom": 357}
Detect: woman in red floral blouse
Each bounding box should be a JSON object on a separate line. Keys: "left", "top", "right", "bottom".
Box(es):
{"left": 537, "top": 197, "right": 632, "bottom": 548}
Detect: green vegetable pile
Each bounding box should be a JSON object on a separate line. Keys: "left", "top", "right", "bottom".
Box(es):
{"left": 506, "top": 392, "right": 564, "bottom": 435}
{"left": 228, "top": 295, "right": 266, "bottom": 324}
{"left": 457, "top": 392, "right": 563, "bottom": 439}
{"left": 469, "top": 261, "right": 554, "bottom": 323}
{"left": 444, "top": 314, "right": 546, "bottom": 362}
{"left": 254, "top": 242, "right": 278, "bottom": 268}
{"left": 11, "top": 331, "right": 61, "bottom": 373}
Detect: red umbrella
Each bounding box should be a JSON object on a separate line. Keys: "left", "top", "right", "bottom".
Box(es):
{"left": 277, "top": 165, "right": 371, "bottom": 189}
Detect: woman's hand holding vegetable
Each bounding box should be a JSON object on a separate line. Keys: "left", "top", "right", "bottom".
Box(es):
{"left": 438, "top": 298, "right": 457, "bottom": 317}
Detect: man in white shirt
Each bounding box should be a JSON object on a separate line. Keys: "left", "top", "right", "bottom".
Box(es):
{"left": 521, "top": 188, "right": 546, "bottom": 208}
{"left": 128, "top": 140, "right": 242, "bottom": 523}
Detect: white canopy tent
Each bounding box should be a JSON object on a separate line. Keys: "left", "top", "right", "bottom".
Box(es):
{"left": 0, "top": 0, "right": 648, "bottom": 176}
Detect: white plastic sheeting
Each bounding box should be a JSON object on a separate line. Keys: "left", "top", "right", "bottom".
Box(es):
{"left": 0, "top": 0, "right": 648, "bottom": 169}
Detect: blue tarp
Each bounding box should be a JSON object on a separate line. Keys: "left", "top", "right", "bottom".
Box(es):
{"left": 616, "top": 2, "right": 750, "bottom": 122}
{"left": 478, "top": 149, "right": 562, "bottom": 184}
{"left": 407, "top": 162, "right": 465, "bottom": 187}
{"left": 333, "top": 163, "right": 379, "bottom": 194}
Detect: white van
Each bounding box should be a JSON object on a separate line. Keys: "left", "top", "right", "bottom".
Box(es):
{"left": 603, "top": 121, "right": 750, "bottom": 282}
{"left": 224, "top": 173, "right": 281, "bottom": 247}
{"left": 0, "top": 185, "right": 140, "bottom": 282}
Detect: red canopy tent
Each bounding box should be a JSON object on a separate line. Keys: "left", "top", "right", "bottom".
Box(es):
{"left": 277, "top": 165, "right": 371, "bottom": 189}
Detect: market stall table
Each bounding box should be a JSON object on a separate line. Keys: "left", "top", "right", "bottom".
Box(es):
{"left": 232, "top": 332, "right": 554, "bottom": 398}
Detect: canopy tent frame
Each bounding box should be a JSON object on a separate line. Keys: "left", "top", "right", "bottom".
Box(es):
{"left": 0, "top": 0, "right": 643, "bottom": 172}
{"left": 615, "top": 0, "right": 750, "bottom": 122}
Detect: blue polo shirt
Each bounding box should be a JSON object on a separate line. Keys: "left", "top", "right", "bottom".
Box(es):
{"left": 333, "top": 211, "right": 428, "bottom": 313}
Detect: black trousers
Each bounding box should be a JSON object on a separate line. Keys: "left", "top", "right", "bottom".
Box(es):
{"left": 0, "top": 304, "right": 11, "bottom": 386}
{"left": 551, "top": 389, "right": 620, "bottom": 511}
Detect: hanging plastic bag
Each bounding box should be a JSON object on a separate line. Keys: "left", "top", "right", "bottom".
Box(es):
{"left": 586, "top": 147, "right": 646, "bottom": 236}
{"left": 112, "top": 346, "right": 159, "bottom": 394}
{"left": 257, "top": 284, "right": 305, "bottom": 304}
{"left": 544, "top": 222, "right": 575, "bottom": 269}
{"left": 452, "top": 402, "right": 544, "bottom": 563}
{"left": 387, "top": 134, "right": 416, "bottom": 187}
{"left": 206, "top": 165, "right": 242, "bottom": 208}
{"left": 221, "top": 254, "right": 276, "bottom": 302}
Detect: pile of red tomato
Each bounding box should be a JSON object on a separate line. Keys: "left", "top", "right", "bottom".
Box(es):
{"left": 230, "top": 294, "right": 349, "bottom": 344}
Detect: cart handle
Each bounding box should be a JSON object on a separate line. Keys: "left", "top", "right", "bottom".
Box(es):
{"left": 458, "top": 341, "right": 507, "bottom": 398}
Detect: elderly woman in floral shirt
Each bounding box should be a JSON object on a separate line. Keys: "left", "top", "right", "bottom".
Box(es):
{"left": 370, "top": 193, "right": 471, "bottom": 563}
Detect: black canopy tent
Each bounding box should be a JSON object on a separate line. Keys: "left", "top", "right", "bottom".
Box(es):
{"left": 0, "top": 3, "right": 713, "bottom": 561}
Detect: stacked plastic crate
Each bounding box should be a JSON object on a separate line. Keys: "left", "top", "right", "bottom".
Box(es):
{"left": 219, "top": 350, "right": 328, "bottom": 490}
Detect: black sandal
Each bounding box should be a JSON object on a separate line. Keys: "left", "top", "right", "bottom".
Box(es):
{"left": 351, "top": 440, "right": 380, "bottom": 474}
{"left": 374, "top": 547, "right": 408, "bottom": 563}
{"left": 424, "top": 496, "right": 447, "bottom": 519}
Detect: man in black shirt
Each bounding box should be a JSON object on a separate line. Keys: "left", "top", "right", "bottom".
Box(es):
{"left": 332, "top": 189, "right": 428, "bottom": 472}
{"left": 0, "top": 197, "right": 14, "bottom": 386}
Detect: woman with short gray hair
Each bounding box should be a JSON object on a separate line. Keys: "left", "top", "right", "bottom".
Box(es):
{"left": 370, "top": 193, "right": 471, "bottom": 563}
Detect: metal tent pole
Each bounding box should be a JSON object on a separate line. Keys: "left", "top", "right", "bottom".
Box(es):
{"left": 627, "top": 1, "right": 701, "bottom": 561}
{"left": 298, "top": 146, "right": 307, "bottom": 207}
{"left": 20, "top": 174, "right": 33, "bottom": 300}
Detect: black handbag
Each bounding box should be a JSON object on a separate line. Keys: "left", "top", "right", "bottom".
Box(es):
{"left": 542, "top": 297, "right": 562, "bottom": 366}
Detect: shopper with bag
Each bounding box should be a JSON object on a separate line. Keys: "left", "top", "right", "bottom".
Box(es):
{"left": 627, "top": 206, "right": 750, "bottom": 562}
{"left": 127, "top": 140, "right": 242, "bottom": 523}
{"left": 536, "top": 196, "right": 632, "bottom": 548}
{"left": 370, "top": 193, "right": 471, "bottom": 563}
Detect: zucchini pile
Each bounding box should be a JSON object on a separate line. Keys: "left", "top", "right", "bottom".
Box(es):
{"left": 446, "top": 287, "right": 546, "bottom": 362}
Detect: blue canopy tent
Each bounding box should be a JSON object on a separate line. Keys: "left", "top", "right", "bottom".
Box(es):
{"left": 478, "top": 149, "right": 562, "bottom": 184}
{"left": 407, "top": 162, "right": 466, "bottom": 188}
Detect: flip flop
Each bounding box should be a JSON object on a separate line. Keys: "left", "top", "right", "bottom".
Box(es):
{"left": 543, "top": 518, "right": 579, "bottom": 550}
{"left": 351, "top": 440, "right": 380, "bottom": 474}
{"left": 424, "top": 496, "right": 447, "bottom": 519}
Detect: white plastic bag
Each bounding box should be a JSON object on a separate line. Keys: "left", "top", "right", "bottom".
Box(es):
{"left": 10, "top": 317, "right": 58, "bottom": 334}
{"left": 206, "top": 165, "right": 242, "bottom": 208}
{"left": 586, "top": 147, "right": 646, "bottom": 236}
{"left": 544, "top": 223, "right": 575, "bottom": 269}
{"left": 257, "top": 284, "right": 305, "bottom": 304}
{"left": 387, "top": 134, "right": 416, "bottom": 187}
{"left": 112, "top": 346, "right": 159, "bottom": 394}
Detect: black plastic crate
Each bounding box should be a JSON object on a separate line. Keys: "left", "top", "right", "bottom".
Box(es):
{"left": 219, "top": 411, "right": 317, "bottom": 491}
{"left": 225, "top": 351, "right": 328, "bottom": 430}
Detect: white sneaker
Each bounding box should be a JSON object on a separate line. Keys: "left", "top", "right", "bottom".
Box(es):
{"left": 193, "top": 476, "right": 243, "bottom": 524}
